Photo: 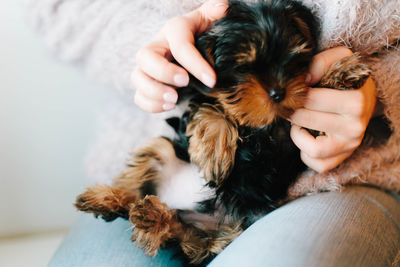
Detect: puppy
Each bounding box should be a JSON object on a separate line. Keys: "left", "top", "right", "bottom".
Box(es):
{"left": 75, "top": 0, "right": 370, "bottom": 264}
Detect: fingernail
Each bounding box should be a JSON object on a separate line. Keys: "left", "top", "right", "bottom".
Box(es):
{"left": 201, "top": 73, "right": 216, "bottom": 88}
{"left": 305, "top": 73, "right": 312, "bottom": 84}
{"left": 173, "top": 74, "right": 189, "bottom": 87}
{"left": 163, "top": 92, "right": 178, "bottom": 103}
{"left": 163, "top": 103, "right": 175, "bottom": 111}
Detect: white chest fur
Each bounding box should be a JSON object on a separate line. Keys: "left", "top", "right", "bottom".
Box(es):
{"left": 156, "top": 157, "right": 215, "bottom": 211}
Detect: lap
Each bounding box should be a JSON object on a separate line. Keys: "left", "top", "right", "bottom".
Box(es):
{"left": 210, "top": 186, "right": 400, "bottom": 267}
{"left": 50, "top": 186, "right": 400, "bottom": 267}
{"left": 48, "top": 215, "right": 185, "bottom": 267}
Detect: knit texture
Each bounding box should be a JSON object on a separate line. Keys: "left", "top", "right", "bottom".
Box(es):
{"left": 25, "top": 0, "right": 400, "bottom": 194}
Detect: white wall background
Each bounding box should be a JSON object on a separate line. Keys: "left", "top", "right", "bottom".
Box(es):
{"left": 0, "top": 2, "right": 110, "bottom": 237}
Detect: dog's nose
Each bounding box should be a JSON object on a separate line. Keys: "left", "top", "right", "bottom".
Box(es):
{"left": 269, "top": 88, "right": 285, "bottom": 103}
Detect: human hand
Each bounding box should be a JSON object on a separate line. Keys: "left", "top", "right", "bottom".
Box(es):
{"left": 131, "top": 0, "right": 228, "bottom": 113}
{"left": 289, "top": 47, "right": 376, "bottom": 173}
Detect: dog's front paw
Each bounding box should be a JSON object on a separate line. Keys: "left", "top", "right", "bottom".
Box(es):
{"left": 319, "top": 53, "right": 371, "bottom": 90}
{"left": 129, "top": 196, "right": 176, "bottom": 256}
{"left": 187, "top": 104, "right": 239, "bottom": 185}
{"left": 75, "top": 185, "right": 137, "bottom": 221}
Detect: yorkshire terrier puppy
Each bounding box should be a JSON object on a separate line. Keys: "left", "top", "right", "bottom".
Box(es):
{"left": 75, "top": 0, "right": 370, "bottom": 264}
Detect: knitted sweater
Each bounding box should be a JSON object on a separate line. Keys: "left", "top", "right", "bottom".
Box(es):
{"left": 26, "top": 0, "right": 400, "bottom": 196}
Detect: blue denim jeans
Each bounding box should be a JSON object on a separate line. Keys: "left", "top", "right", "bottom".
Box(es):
{"left": 49, "top": 186, "right": 400, "bottom": 267}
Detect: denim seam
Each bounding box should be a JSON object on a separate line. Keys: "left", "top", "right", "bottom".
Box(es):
{"left": 356, "top": 191, "right": 400, "bottom": 233}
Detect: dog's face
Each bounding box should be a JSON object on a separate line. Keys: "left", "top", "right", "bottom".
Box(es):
{"left": 196, "top": 0, "right": 319, "bottom": 127}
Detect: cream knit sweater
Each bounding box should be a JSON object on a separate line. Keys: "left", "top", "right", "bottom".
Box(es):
{"left": 26, "top": 0, "right": 400, "bottom": 196}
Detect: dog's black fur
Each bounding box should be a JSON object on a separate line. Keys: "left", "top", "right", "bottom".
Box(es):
{"left": 168, "top": 0, "right": 317, "bottom": 228}
{"left": 76, "top": 0, "right": 372, "bottom": 264}
{"left": 169, "top": 114, "right": 306, "bottom": 229}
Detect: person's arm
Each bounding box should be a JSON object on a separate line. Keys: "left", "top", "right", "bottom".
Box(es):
{"left": 24, "top": 0, "right": 204, "bottom": 97}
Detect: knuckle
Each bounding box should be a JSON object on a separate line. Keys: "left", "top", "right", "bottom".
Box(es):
{"left": 135, "top": 47, "right": 149, "bottom": 64}
{"left": 164, "top": 17, "right": 178, "bottom": 28}
{"left": 164, "top": 17, "right": 187, "bottom": 32}
{"left": 308, "top": 146, "right": 324, "bottom": 159}
{"left": 301, "top": 153, "right": 323, "bottom": 173}
{"left": 134, "top": 93, "right": 156, "bottom": 113}
{"left": 146, "top": 100, "right": 161, "bottom": 113}
{"left": 349, "top": 138, "right": 362, "bottom": 150}
{"left": 312, "top": 53, "right": 326, "bottom": 66}
{"left": 158, "top": 63, "right": 173, "bottom": 81}
{"left": 289, "top": 125, "right": 298, "bottom": 140}
{"left": 350, "top": 121, "right": 365, "bottom": 136}
{"left": 311, "top": 160, "right": 330, "bottom": 173}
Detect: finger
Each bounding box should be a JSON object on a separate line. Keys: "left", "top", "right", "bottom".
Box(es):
{"left": 303, "top": 87, "right": 366, "bottom": 115}
{"left": 290, "top": 124, "right": 358, "bottom": 159}
{"left": 300, "top": 150, "right": 353, "bottom": 173}
{"left": 131, "top": 68, "right": 178, "bottom": 104}
{"left": 134, "top": 91, "right": 175, "bottom": 113}
{"left": 307, "top": 46, "right": 353, "bottom": 85}
{"left": 164, "top": 17, "right": 217, "bottom": 88}
{"left": 136, "top": 46, "right": 189, "bottom": 87}
{"left": 289, "top": 108, "right": 352, "bottom": 136}
{"left": 163, "top": 1, "right": 228, "bottom": 88}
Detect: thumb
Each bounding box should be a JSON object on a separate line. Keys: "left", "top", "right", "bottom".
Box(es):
{"left": 307, "top": 46, "right": 353, "bottom": 85}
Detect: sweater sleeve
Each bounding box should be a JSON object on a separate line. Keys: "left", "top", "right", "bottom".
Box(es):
{"left": 24, "top": 0, "right": 204, "bottom": 97}
{"left": 301, "top": 0, "right": 400, "bottom": 54}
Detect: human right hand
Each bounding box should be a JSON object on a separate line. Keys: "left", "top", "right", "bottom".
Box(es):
{"left": 131, "top": 0, "right": 228, "bottom": 113}
{"left": 289, "top": 47, "right": 376, "bottom": 173}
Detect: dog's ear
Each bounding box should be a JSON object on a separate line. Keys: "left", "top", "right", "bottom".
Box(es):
{"left": 285, "top": 1, "right": 320, "bottom": 53}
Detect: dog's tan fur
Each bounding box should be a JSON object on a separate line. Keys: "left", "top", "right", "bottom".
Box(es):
{"left": 75, "top": 53, "right": 372, "bottom": 264}
{"left": 76, "top": 136, "right": 242, "bottom": 263}
{"left": 187, "top": 104, "right": 239, "bottom": 184}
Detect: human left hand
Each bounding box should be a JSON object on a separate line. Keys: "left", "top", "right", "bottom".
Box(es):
{"left": 132, "top": 0, "right": 228, "bottom": 113}
{"left": 289, "top": 47, "right": 376, "bottom": 173}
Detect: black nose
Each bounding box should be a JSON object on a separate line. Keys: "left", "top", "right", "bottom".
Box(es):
{"left": 269, "top": 88, "right": 285, "bottom": 103}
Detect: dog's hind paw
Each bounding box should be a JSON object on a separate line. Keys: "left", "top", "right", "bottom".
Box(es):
{"left": 129, "top": 196, "right": 176, "bottom": 256}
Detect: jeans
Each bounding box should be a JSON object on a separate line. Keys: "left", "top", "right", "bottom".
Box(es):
{"left": 49, "top": 186, "right": 400, "bottom": 267}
